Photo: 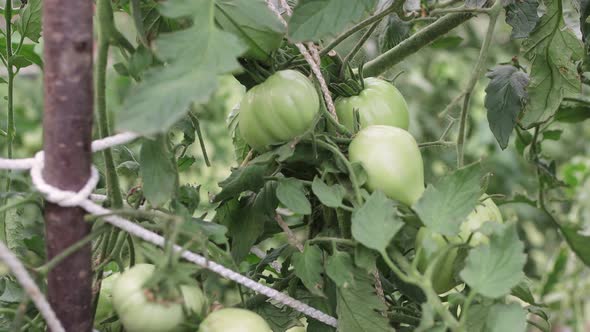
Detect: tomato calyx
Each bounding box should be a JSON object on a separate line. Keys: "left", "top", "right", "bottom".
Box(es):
{"left": 329, "top": 62, "right": 366, "bottom": 97}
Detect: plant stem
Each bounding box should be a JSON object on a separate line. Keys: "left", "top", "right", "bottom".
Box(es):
{"left": 458, "top": 290, "right": 477, "bottom": 327}
{"left": 530, "top": 125, "right": 545, "bottom": 209}
{"left": 430, "top": 7, "right": 491, "bottom": 15}
{"left": 309, "top": 237, "right": 356, "bottom": 246}
{"left": 321, "top": 2, "right": 401, "bottom": 56}
{"left": 314, "top": 140, "right": 363, "bottom": 205}
{"left": 364, "top": 13, "right": 473, "bottom": 76}
{"left": 96, "top": 0, "right": 124, "bottom": 209}
{"left": 339, "top": 21, "right": 380, "bottom": 78}
{"left": 456, "top": 0, "right": 501, "bottom": 167}
{"left": 1, "top": 0, "right": 15, "bottom": 244}
{"left": 418, "top": 140, "right": 455, "bottom": 148}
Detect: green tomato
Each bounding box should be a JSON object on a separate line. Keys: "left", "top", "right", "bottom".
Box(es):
{"left": 349, "top": 125, "right": 424, "bottom": 206}
{"left": 459, "top": 194, "right": 503, "bottom": 246}
{"left": 95, "top": 272, "right": 120, "bottom": 326}
{"left": 415, "top": 195, "right": 504, "bottom": 293}
{"left": 415, "top": 228, "right": 459, "bottom": 294}
{"left": 335, "top": 77, "right": 409, "bottom": 132}
{"left": 238, "top": 70, "right": 319, "bottom": 151}
{"left": 112, "top": 264, "right": 207, "bottom": 332}
{"left": 198, "top": 308, "right": 272, "bottom": 332}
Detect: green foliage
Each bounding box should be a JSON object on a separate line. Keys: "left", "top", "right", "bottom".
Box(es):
{"left": 413, "top": 164, "right": 482, "bottom": 236}
{"left": 520, "top": 0, "right": 584, "bottom": 127}
{"left": 288, "top": 0, "right": 378, "bottom": 42}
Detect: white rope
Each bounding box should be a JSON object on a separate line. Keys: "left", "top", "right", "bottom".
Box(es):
{"left": 0, "top": 241, "right": 66, "bottom": 332}
{"left": 0, "top": 131, "right": 339, "bottom": 328}
{"left": 265, "top": 0, "right": 339, "bottom": 120}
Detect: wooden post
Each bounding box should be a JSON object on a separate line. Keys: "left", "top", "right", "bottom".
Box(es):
{"left": 42, "top": 0, "right": 94, "bottom": 330}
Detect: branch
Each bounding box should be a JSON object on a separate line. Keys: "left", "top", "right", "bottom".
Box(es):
{"left": 456, "top": 1, "right": 502, "bottom": 167}
{"left": 363, "top": 13, "right": 473, "bottom": 77}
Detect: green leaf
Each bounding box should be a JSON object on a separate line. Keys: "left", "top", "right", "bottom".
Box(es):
{"left": 413, "top": 164, "right": 482, "bottom": 236}
{"left": 336, "top": 267, "right": 392, "bottom": 332}
{"left": 311, "top": 177, "right": 345, "bottom": 208}
{"left": 542, "top": 129, "right": 562, "bottom": 141}
{"left": 139, "top": 137, "right": 178, "bottom": 207}
{"left": 485, "top": 303, "right": 527, "bottom": 332}
{"left": 504, "top": 0, "right": 540, "bottom": 39}
{"left": 276, "top": 178, "right": 312, "bottom": 215}
{"left": 0, "top": 278, "right": 24, "bottom": 303}
{"left": 288, "top": 0, "right": 378, "bottom": 42}
{"left": 116, "top": 0, "right": 246, "bottom": 135}
{"left": 460, "top": 223, "right": 526, "bottom": 298}
{"left": 292, "top": 243, "right": 326, "bottom": 297}
{"left": 378, "top": 14, "right": 411, "bottom": 52}
{"left": 0, "top": 39, "right": 43, "bottom": 68}
{"left": 553, "top": 221, "right": 590, "bottom": 266}
{"left": 554, "top": 96, "right": 590, "bottom": 123}
{"left": 325, "top": 250, "right": 355, "bottom": 288}
{"left": 351, "top": 191, "right": 403, "bottom": 253}
{"left": 214, "top": 164, "right": 270, "bottom": 202}
{"left": 511, "top": 279, "right": 536, "bottom": 304}
{"left": 540, "top": 246, "right": 568, "bottom": 296}
{"left": 429, "top": 35, "right": 463, "bottom": 49}
{"left": 484, "top": 65, "right": 529, "bottom": 149}
{"left": 215, "top": 0, "right": 286, "bottom": 61}
{"left": 519, "top": 0, "right": 584, "bottom": 127}
{"left": 16, "top": 0, "right": 42, "bottom": 42}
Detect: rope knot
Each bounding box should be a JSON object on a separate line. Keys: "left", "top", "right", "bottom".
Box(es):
{"left": 30, "top": 151, "right": 100, "bottom": 207}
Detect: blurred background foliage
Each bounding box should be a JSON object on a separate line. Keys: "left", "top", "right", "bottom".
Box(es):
{"left": 1, "top": 2, "right": 589, "bottom": 330}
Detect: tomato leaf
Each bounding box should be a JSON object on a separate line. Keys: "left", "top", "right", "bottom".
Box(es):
{"left": 460, "top": 223, "right": 526, "bottom": 298}
{"left": 311, "top": 177, "right": 345, "bottom": 208}
{"left": 378, "top": 14, "right": 411, "bottom": 52}
{"left": 214, "top": 164, "right": 270, "bottom": 202}
{"left": 511, "top": 279, "right": 536, "bottom": 304}
{"left": 215, "top": 0, "right": 285, "bottom": 61}
{"left": 484, "top": 303, "right": 527, "bottom": 332}
{"left": 292, "top": 243, "right": 326, "bottom": 297}
{"left": 325, "top": 250, "right": 355, "bottom": 288}
{"left": 484, "top": 65, "right": 530, "bottom": 149}
{"left": 15, "top": 0, "right": 42, "bottom": 43}
{"left": 139, "top": 137, "right": 178, "bottom": 207}
{"left": 116, "top": 0, "right": 246, "bottom": 135}
{"left": 336, "top": 267, "right": 392, "bottom": 332}
{"left": 519, "top": 0, "right": 584, "bottom": 127}
{"left": 504, "top": 0, "right": 540, "bottom": 39}
{"left": 351, "top": 191, "right": 403, "bottom": 253}
{"left": 413, "top": 164, "right": 482, "bottom": 236}
{"left": 540, "top": 246, "right": 568, "bottom": 297}
{"left": 554, "top": 95, "right": 590, "bottom": 123}
{"left": 288, "top": 0, "right": 378, "bottom": 42}
{"left": 276, "top": 178, "right": 312, "bottom": 215}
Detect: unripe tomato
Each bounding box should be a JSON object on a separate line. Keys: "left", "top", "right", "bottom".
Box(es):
{"left": 348, "top": 125, "right": 424, "bottom": 206}
{"left": 415, "top": 228, "right": 459, "bottom": 294}
{"left": 112, "top": 264, "right": 207, "bottom": 332}
{"left": 459, "top": 195, "right": 503, "bottom": 246}
{"left": 95, "top": 272, "right": 120, "bottom": 325}
{"left": 415, "top": 195, "right": 504, "bottom": 293}
{"left": 335, "top": 77, "right": 409, "bottom": 132}
{"left": 198, "top": 308, "right": 272, "bottom": 332}
{"left": 238, "top": 70, "right": 319, "bottom": 151}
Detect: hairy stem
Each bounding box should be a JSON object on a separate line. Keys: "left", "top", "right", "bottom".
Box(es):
{"left": 456, "top": 1, "right": 501, "bottom": 167}
{"left": 364, "top": 13, "right": 473, "bottom": 77}
{"left": 1, "top": 0, "right": 15, "bottom": 243}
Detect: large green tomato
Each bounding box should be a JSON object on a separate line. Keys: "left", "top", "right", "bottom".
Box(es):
{"left": 198, "top": 308, "right": 272, "bottom": 332}
{"left": 95, "top": 272, "right": 120, "bottom": 326}
{"left": 349, "top": 125, "right": 424, "bottom": 206}
{"left": 238, "top": 70, "right": 319, "bottom": 151}
{"left": 335, "top": 77, "right": 409, "bottom": 132}
{"left": 112, "top": 264, "right": 207, "bottom": 332}
{"left": 415, "top": 195, "right": 504, "bottom": 293}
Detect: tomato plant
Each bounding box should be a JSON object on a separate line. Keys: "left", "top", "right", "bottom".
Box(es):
{"left": 415, "top": 195, "right": 505, "bottom": 293}
{"left": 349, "top": 125, "right": 424, "bottom": 206}
{"left": 238, "top": 70, "right": 320, "bottom": 151}
{"left": 112, "top": 264, "right": 206, "bottom": 332}
{"left": 1, "top": 0, "right": 589, "bottom": 331}
{"left": 198, "top": 308, "right": 272, "bottom": 332}
{"left": 335, "top": 77, "right": 410, "bottom": 132}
